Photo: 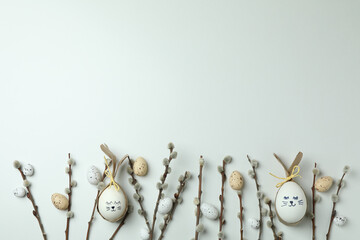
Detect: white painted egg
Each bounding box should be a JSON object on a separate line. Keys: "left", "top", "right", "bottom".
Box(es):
{"left": 158, "top": 197, "right": 173, "bottom": 214}
{"left": 275, "top": 181, "right": 307, "bottom": 225}
{"left": 248, "top": 218, "right": 260, "bottom": 229}
{"left": 200, "top": 202, "right": 219, "bottom": 220}
{"left": 140, "top": 227, "right": 150, "bottom": 240}
{"left": 334, "top": 216, "right": 347, "bottom": 226}
{"left": 87, "top": 165, "right": 102, "bottom": 185}
{"left": 23, "top": 164, "right": 34, "bottom": 176}
{"left": 13, "top": 187, "right": 26, "bottom": 197}
{"left": 97, "top": 184, "right": 128, "bottom": 222}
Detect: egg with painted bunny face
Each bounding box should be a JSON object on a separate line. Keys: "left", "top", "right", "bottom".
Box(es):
{"left": 275, "top": 181, "right": 307, "bottom": 225}
{"left": 97, "top": 184, "right": 128, "bottom": 222}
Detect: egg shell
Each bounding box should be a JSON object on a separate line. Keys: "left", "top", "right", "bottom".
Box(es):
{"left": 158, "top": 197, "right": 173, "bottom": 214}
{"left": 133, "top": 157, "right": 148, "bottom": 176}
{"left": 315, "top": 176, "right": 333, "bottom": 192}
{"left": 248, "top": 218, "right": 260, "bottom": 229}
{"left": 23, "top": 164, "right": 34, "bottom": 176}
{"left": 97, "top": 184, "right": 128, "bottom": 222}
{"left": 13, "top": 187, "right": 27, "bottom": 198}
{"left": 140, "top": 227, "right": 150, "bottom": 240}
{"left": 334, "top": 216, "right": 347, "bottom": 226}
{"left": 51, "top": 193, "right": 69, "bottom": 210}
{"left": 275, "top": 181, "right": 307, "bottom": 225}
{"left": 200, "top": 202, "right": 219, "bottom": 220}
{"left": 87, "top": 166, "right": 102, "bottom": 185}
{"left": 229, "top": 170, "right": 244, "bottom": 190}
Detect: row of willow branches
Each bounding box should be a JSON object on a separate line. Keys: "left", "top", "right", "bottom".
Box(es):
{"left": 13, "top": 148, "right": 350, "bottom": 240}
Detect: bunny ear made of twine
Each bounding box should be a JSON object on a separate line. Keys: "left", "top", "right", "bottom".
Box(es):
{"left": 273, "top": 153, "right": 290, "bottom": 177}
{"left": 288, "top": 152, "right": 303, "bottom": 174}
{"left": 101, "top": 143, "right": 117, "bottom": 176}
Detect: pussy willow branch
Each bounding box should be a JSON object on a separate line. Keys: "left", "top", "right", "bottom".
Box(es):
{"left": 157, "top": 171, "right": 189, "bottom": 240}
{"left": 86, "top": 161, "right": 111, "bottom": 240}
{"left": 128, "top": 157, "right": 151, "bottom": 231}
{"left": 247, "top": 155, "right": 262, "bottom": 240}
{"left": 65, "top": 153, "right": 72, "bottom": 240}
{"left": 266, "top": 201, "right": 279, "bottom": 240}
{"left": 238, "top": 193, "right": 244, "bottom": 240}
{"left": 17, "top": 167, "right": 47, "bottom": 240}
{"left": 195, "top": 156, "right": 203, "bottom": 240}
{"left": 149, "top": 148, "right": 174, "bottom": 240}
{"left": 218, "top": 160, "right": 227, "bottom": 240}
{"left": 109, "top": 210, "right": 130, "bottom": 240}
{"left": 325, "top": 171, "right": 348, "bottom": 240}
{"left": 311, "top": 163, "right": 317, "bottom": 240}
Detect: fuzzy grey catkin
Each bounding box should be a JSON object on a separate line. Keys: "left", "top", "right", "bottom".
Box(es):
{"left": 66, "top": 211, "right": 74, "bottom": 218}
{"left": 264, "top": 197, "right": 271, "bottom": 204}
{"left": 248, "top": 169, "right": 255, "bottom": 178}
{"left": 170, "top": 151, "right": 178, "bottom": 159}
{"left": 251, "top": 160, "right": 259, "bottom": 168}
{"left": 196, "top": 223, "right": 204, "bottom": 233}
{"left": 167, "top": 142, "right": 174, "bottom": 150}
{"left": 193, "top": 197, "right": 200, "bottom": 205}
{"left": 23, "top": 180, "right": 31, "bottom": 187}
{"left": 13, "top": 160, "right": 21, "bottom": 169}
{"left": 223, "top": 155, "right": 232, "bottom": 164}
{"left": 312, "top": 168, "right": 320, "bottom": 176}
{"left": 67, "top": 158, "right": 75, "bottom": 165}
{"left": 65, "top": 167, "right": 70, "bottom": 173}
{"left": 65, "top": 188, "right": 70, "bottom": 194}
{"left": 71, "top": 180, "right": 77, "bottom": 187}
{"left": 217, "top": 166, "right": 224, "bottom": 173}
{"left": 266, "top": 220, "right": 272, "bottom": 228}
{"left": 134, "top": 182, "right": 141, "bottom": 190}
{"left": 199, "top": 158, "right": 204, "bottom": 166}
{"left": 331, "top": 194, "right": 339, "bottom": 203}
{"left": 163, "top": 158, "right": 169, "bottom": 166}
{"left": 256, "top": 191, "right": 264, "bottom": 199}
{"left": 343, "top": 165, "right": 350, "bottom": 173}
{"left": 97, "top": 182, "right": 105, "bottom": 190}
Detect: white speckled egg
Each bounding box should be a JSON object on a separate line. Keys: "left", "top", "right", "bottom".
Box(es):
{"left": 87, "top": 166, "right": 102, "bottom": 185}
{"left": 51, "top": 193, "right": 69, "bottom": 210}
{"left": 229, "top": 170, "right": 244, "bottom": 190}
{"left": 97, "top": 184, "right": 128, "bottom": 222}
{"left": 23, "top": 164, "right": 34, "bottom": 176}
{"left": 275, "top": 181, "right": 307, "bottom": 225}
{"left": 315, "top": 176, "right": 333, "bottom": 192}
{"left": 140, "top": 227, "right": 150, "bottom": 240}
{"left": 133, "top": 157, "right": 148, "bottom": 176}
{"left": 158, "top": 197, "right": 173, "bottom": 214}
{"left": 200, "top": 203, "right": 219, "bottom": 220}
{"left": 13, "top": 187, "right": 26, "bottom": 197}
{"left": 334, "top": 216, "right": 347, "bottom": 226}
{"left": 248, "top": 218, "right": 260, "bottom": 229}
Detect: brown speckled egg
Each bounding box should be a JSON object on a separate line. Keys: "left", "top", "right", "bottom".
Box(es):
{"left": 51, "top": 193, "right": 69, "bottom": 210}
{"left": 133, "top": 157, "right": 148, "bottom": 176}
{"left": 229, "top": 170, "right": 244, "bottom": 190}
{"left": 315, "top": 176, "right": 333, "bottom": 192}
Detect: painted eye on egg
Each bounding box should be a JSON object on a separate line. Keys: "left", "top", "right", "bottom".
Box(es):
{"left": 106, "top": 201, "right": 113, "bottom": 205}
{"left": 293, "top": 196, "right": 298, "bottom": 200}
{"left": 283, "top": 196, "right": 289, "bottom": 200}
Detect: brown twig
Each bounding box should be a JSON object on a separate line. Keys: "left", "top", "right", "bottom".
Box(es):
{"left": 157, "top": 171, "right": 190, "bottom": 240}
{"left": 266, "top": 200, "right": 279, "bottom": 240}
{"left": 149, "top": 146, "right": 175, "bottom": 240}
{"left": 218, "top": 156, "right": 231, "bottom": 240}
{"left": 127, "top": 156, "right": 151, "bottom": 231}
{"left": 247, "top": 155, "right": 263, "bottom": 240}
{"left": 16, "top": 164, "right": 47, "bottom": 240}
{"left": 311, "top": 163, "right": 317, "bottom": 240}
{"left": 194, "top": 156, "right": 204, "bottom": 240}
{"left": 325, "top": 168, "right": 348, "bottom": 240}
{"left": 86, "top": 160, "right": 112, "bottom": 240}
{"left": 109, "top": 210, "right": 130, "bottom": 240}
{"left": 238, "top": 193, "right": 244, "bottom": 240}
{"left": 65, "top": 153, "right": 72, "bottom": 240}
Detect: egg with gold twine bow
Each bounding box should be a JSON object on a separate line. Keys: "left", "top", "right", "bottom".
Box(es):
{"left": 97, "top": 144, "right": 129, "bottom": 222}
{"left": 271, "top": 152, "right": 307, "bottom": 226}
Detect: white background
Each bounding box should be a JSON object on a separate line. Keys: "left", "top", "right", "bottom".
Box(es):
{"left": 0, "top": 1, "right": 359, "bottom": 240}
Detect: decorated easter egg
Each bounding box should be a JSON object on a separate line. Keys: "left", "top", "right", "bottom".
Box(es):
{"left": 200, "top": 202, "right": 219, "bottom": 220}
{"left": 23, "top": 164, "right": 34, "bottom": 176}
{"left": 133, "top": 157, "right": 148, "bottom": 176}
{"left": 87, "top": 165, "right": 102, "bottom": 185}
{"left": 13, "top": 187, "right": 26, "bottom": 197}
{"left": 51, "top": 193, "right": 69, "bottom": 210}
{"left": 275, "top": 181, "right": 307, "bottom": 225}
{"left": 315, "top": 176, "right": 333, "bottom": 192}
{"left": 229, "top": 170, "right": 244, "bottom": 190}
{"left": 334, "top": 216, "right": 347, "bottom": 226}
{"left": 248, "top": 218, "right": 260, "bottom": 229}
{"left": 158, "top": 197, "right": 173, "bottom": 214}
{"left": 140, "top": 227, "right": 150, "bottom": 240}
{"left": 97, "top": 184, "right": 128, "bottom": 222}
